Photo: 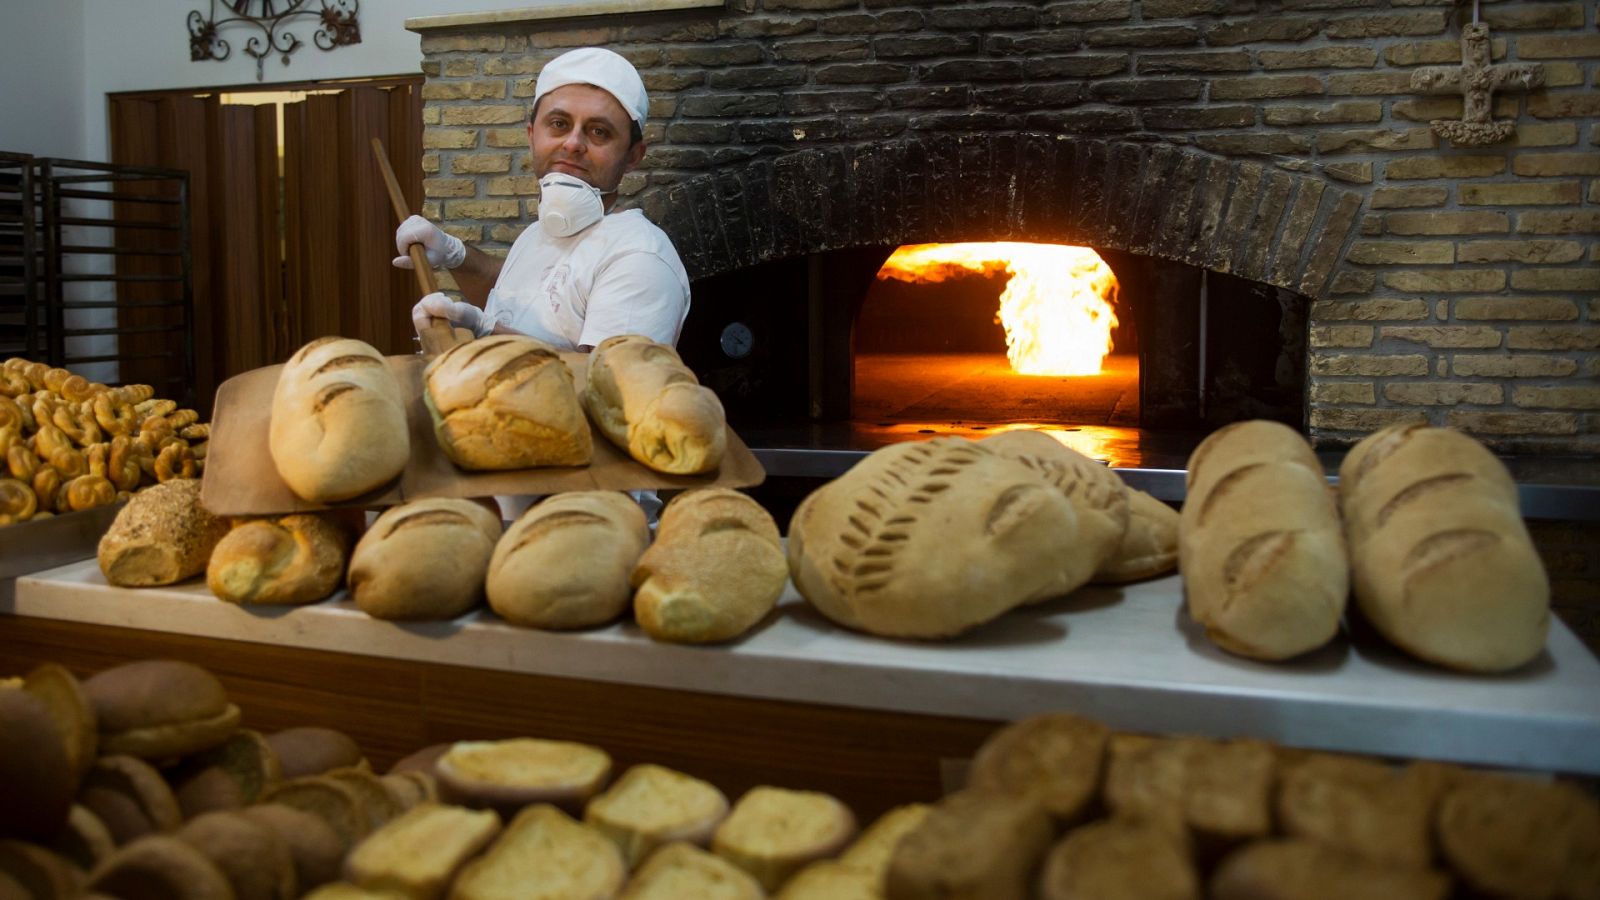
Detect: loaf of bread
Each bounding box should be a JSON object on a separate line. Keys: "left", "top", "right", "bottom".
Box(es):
{"left": 423, "top": 335, "right": 591, "bottom": 470}
{"left": 1339, "top": 422, "right": 1549, "bottom": 672}
{"left": 84, "top": 659, "right": 241, "bottom": 760}
{"left": 0, "top": 686, "right": 75, "bottom": 842}
{"left": 622, "top": 842, "right": 765, "bottom": 900}
{"left": 1276, "top": 753, "right": 1438, "bottom": 868}
{"left": 967, "top": 713, "right": 1109, "bottom": 825}
{"left": 1178, "top": 420, "right": 1347, "bottom": 661}
{"left": 885, "top": 788, "right": 1052, "bottom": 900}
{"left": 1436, "top": 772, "right": 1600, "bottom": 898}
{"left": 582, "top": 334, "right": 725, "bottom": 475}
{"left": 342, "top": 803, "right": 501, "bottom": 900}
{"left": 631, "top": 488, "right": 787, "bottom": 644}
{"left": 347, "top": 498, "right": 502, "bottom": 621}
{"left": 982, "top": 429, "right": 1130, "bottom": 596}
{"left": 1210, "top": 839, "right": 1450, "bottom": 900}
{"left": 175, "top": 810, "right": 298, "bottom": 900}
{"left": 270, "top": 337, "right": 409, "bottom": 502}
{"left": 1094, "top": 487, "right": 1180, "bottom": 583}
{"left": 98, "top": 478, "right": 230, "bottom": 587}
{"left": 713, "top": 786, "right": 857, "bottom": 892}
{"left": 436, "top": 738, "right": 613, "bottom": 817}
{"left": 776, "top": 860, "right": 881, "bottom": 899}
{"left": 584, "top": 763, "right": 730, "bottom": 869}
{"left": 452, "top": 804, "right": 625, "bottom": 900}
{"left": 485, "top": 491, "right": 648, "bottom": 629}
{"left": 1037, "top": 819, "right": 1199, "bottom": 900}
{"left": 788, "top": 437, "right": 1084, "bottom": 639}
{"left": 208, "top": 513, "right": 350, "bottom": 605}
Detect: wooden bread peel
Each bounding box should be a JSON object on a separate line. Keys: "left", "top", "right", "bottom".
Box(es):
{"left": 371, "top": 138, "right": 472, "bottom": 356}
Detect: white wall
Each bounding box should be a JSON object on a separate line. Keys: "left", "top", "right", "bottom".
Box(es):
{"left": 0, "top": 0, "right": 87, "bottom": 159}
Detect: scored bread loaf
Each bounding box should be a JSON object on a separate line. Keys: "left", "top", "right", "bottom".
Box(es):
{"left": 208, "top": 513, "right": 351, "bottom": 605}
{"left": 98, "top": 478, "right": 230, "bottom": 587}
{"left": 1338, "top": 422, "right": 1549, "bottom": 672}
{"left": 270, "top": 337, "right": 409, "bottom": 502}
{"left": 451, "top": 804, "right": 625, "bottom": 900}
{"left": 584, "top": 763, "right": 730, "bottom": 869}
{"left": 631, "top": 488, "right": 787, "bottom": 644}
{"left": 787, "top": 437, "right": 1084, "bottom": 639}
{"left": 485, "top": 491, "right": 648, "bottom": 630}
{"left": 582, "top": 334, "right": 726, "bottom": 475}
{"left": 423, "top": 335, "right": 591, "bottom": 470}
{"left": 1178, "top": 420, "right": 1347, "bottom": 661}
{"left": 347, "top": 498, "right": 502, "bottom": 621}
{"left": 712, "top": 786, "right": 857, "bottom": 892}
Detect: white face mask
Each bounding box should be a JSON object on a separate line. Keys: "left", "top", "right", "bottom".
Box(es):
{"left": 537, "top": 173, "right": 606, "bottom": 237}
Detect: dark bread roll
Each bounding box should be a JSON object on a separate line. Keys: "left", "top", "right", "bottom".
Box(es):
{"left": 85, "top": 834, "right": 235, "bottom": 900}
{"left": 0, "top": 687, "right": 75, "bottom": 842}
{"left": 77, "top": 755, "right": 181, "bottom": 846}
{"left": 84, "top": 660, "right": 240, "bottom": 761}
{"left": 170, "top": 729, "right": 283, "bottom": 818}
{"left": 266, "top": 727, "right": 365, "bottom": 780}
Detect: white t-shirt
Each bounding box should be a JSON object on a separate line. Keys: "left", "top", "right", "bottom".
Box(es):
{"left": 483, "top": 209, "right": 690, "bottom": 351}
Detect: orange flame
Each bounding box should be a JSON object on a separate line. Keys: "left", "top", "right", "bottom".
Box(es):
{"left": 877, "top": 243, "right": 1120, "bottom": 376}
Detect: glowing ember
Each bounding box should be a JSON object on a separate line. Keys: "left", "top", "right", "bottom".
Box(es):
{"left": 877, "top": 242, "right": 1120, "bottom": 376}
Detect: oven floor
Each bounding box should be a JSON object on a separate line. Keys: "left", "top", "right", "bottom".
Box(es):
{"left": 854, "top": 352, "right": 1139, "bottom": 427}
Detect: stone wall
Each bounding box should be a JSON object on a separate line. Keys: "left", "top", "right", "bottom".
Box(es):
{"left": 412, "top": 0, "right": 1599, "bottom": 452}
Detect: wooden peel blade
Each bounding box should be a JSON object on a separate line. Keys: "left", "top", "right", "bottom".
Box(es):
{"left": 371, "top": 138, "right": 471, "bottom": 355}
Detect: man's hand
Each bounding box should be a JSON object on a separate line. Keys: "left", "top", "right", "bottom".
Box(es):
{"left": 412, "top": 292, "right": 495, "bottom": 339}
{"left": 393, "top": 215, "right": 467, "bottom": 271}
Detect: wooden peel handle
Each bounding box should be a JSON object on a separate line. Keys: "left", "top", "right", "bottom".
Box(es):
{"left": 371, "top": 138, "right": 461, "bottom": 355}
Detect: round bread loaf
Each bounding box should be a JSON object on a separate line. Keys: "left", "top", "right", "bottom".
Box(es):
{"left": 451, "top": 804, "right": 625, "bottom": 900}
{"left": 423, "top": 335, "right": 592, "bottom": 469}
{"left": 348, "top": 498, "right": 502, "bottom": 621}
{"left": 486, "top": 491, "right": 648, "bottom": 629}
{"left": 712, "top": 786, "right": 857, "bottom": 892}
{"left": 582, "top": 334, "right": 726, "bottom": 475}
{"left": 269, "top": 337, "right": 409, "bottom": 503}
{"left": 0, "top": 687, "right": 75, "bottom": 842}
{"left": 239, "top": 804, "right": 346, "bottom": 894}
{"left": 98, "top": 479, "right": 230, "bottom": 587}
{"left": 341, "top": 803, "right": 502, "bottom": 899}
{"left": 84, "top": 660, "right": 240, "bottom": 760}
{"left": 622, "top": 842, "right": 764, "bottom": 900}
{"left": 207, "top": 514, "right": 350, "bottom": 605}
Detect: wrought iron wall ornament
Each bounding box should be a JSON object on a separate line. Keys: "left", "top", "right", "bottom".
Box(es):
{"left": 188, "top": 0, "right": 361, "bottom": 81}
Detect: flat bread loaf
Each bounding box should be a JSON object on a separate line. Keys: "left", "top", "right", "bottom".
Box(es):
{"left": 423, "top": 335, "right": 591, "bottom": 470}
{"left": 583, "top": 334, "right": 726, "bottom": 475}
{"left": 269, "top": 337, "right": 409, "bottom": 502}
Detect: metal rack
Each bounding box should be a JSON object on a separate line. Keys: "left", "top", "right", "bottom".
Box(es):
{"left": 2, "top": 155, "right": 195, "bottom": 405}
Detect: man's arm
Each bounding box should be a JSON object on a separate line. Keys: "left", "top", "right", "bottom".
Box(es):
{"left": 451, "top": 244, "right": 504, "bottom": 309}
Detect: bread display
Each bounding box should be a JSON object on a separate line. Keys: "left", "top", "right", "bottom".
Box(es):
{"left": 347, "top": 498, "right": 502, "bottom": 621}
{"left": 1178, "top": 420, "right": 1347, "bottom": 661}
{"left": 97, "top": 478, "right": 230, "bottom": 587}
{"left": 436, "top": 738, "right": 613, "bottom": 817}
{"left": 0, "top": 686, "right": 75, "bottom": 842}
{"left": 423, "top": 335, "right": 592, "bottom": 470}
{"left": 342, "top": 803, "right": 501, "bottom": 900}
{"left": 631, "top": 488, "right": 786, "bottom": 644}
{"left": 981, "top": 429, "right": 1131, "bottom": 595}
{"left": 885, "top": 788, "right": 1053, "bottom": 900}
{"left": 1037, "top": 818, "right": 1200, "bottom": 900}
{"left": 584, "top": 763, "right": 730, "bottom": 869}
{"left": 451, "top": 804, "right": 625, "bottom": 900}
{"left": 1437, "top": 772, "right": 1600, "bottom": 898}
{"left": 83, "top": 660, "right": 240, "bottom": 761}
{"left": 485, "top": 491, "right": 648, "bottom": 630}
{"left": 621, "top": 841, "right": 764, "bottom": 899}
{"left": 269, "top": 337, "right": 409, "bottom": 503}
{"left": 1339, "top": 422, "right": 1550, "bottom": 672}
{"left": 788, "top": 437, "right": 1083, "bottom": 639}
{"left": 1209, "top": 838, "right": 1451, "bottom": 900}
{"left": 712, "top": 786, "right": 857, "bottom": 892}
{"left": 582, "top": 334, "right": 726, "bottom": 475}
{"left": 966, "top": 713, "right": 1109, "bottom": 825}
{"left": 1095, "top": 487, "right": 1180, "bottom": 583}
{"left": 207, "top": 513, "right": 351, "bottom": 605}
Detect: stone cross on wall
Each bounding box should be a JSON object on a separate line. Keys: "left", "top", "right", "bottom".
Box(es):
{"left": 1410, "top": 23, "right": 1544, "bottom": 146}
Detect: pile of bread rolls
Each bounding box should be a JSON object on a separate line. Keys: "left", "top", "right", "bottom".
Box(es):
{"left": 0, "top": 357, "right": 210, "bottom": 527}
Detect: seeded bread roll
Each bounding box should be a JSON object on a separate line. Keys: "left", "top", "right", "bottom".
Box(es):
{"left": 1210, "top": 839, "right": 1450, "bottom": 900}
{"left": 348, "top": 498, "right": 502, "bottom": 621}
{"left": 1179, "top": 420, "right": 1347, "bottom": 661}
{"left": 486, "top": 491, "right": 648, "bottom": 630}
{"left": 436, "top": 738, "right": 613, "bottom": 817}
{"left": 342, "top": 803, "right": 501, "bottom": 900}
{"left": 1339, "top": 422, "right": 1549, "bottom": 672}
{"left": 269, "top": 337, "right": 409, "bottom": 502}
{"left": 1094, "top": 488, "right": 1180, "bottom": 584}
{"left": 1038, "top": 819, "right": 1199, "bottom": 900}
{"left": 98, "top": 479, "right": 230, "bottom": 587}
{"left": 622, "top": 842, "right": 765, "bottom": 900}
{"left": 1436, "top": 773, "right": 1600, "bottom": 898}
{"left": 713, "top": 786, "right": 857, "bottom": 892}
{"left": 84, "top": 660, "right": 240, "bottom": 761}
{"left": 632, "top": 488, "right": 787, "bottom": 644}
{"left": 584, "top": 764, "right": 730, "bottom": 869}
{"left": 452, "top": 804, "right": 625, "bottom": 900}
{"left": 885, "top": 788, "right": 1052, "bottom": 900}
{"left": 583, "top": 334, "right": 726, "bottom": 475}
{"left": 423, "top": 335, "right": 592, "bottom": 469}
{"left": 207, "top": 514, "right": 350, "bottom": 605}
{"left": 0, "top": 687, "right": 75, "bottom": 842}
{"left": 967, "top": 713, "right": 1109, "bottom": 826}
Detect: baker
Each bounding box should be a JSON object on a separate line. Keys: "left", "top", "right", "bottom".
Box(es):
{"left": 395, "top": 47, "right": 690, "bottom": 352}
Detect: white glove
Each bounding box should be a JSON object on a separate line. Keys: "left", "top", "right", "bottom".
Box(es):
{"left": 393, "top": 214, "right": 466, "bottom": 270}
{"left": 412, "top": 292, "right": 494, "bottom": 339}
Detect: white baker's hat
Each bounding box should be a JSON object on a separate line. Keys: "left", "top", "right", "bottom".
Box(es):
{"left": 533, "top": 47, "right": 649, "bottom": 127}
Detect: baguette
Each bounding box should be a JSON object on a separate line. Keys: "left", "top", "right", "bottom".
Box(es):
{"left": 423, "top": 335, "right": 591, "bottom": 470}
{"left": 270, "top": 337, "right": 409, "bottom": 502}
{"left": 1178, "top": 420, "right": 1346, "bottom": 661}
{"left": 582, "top": 334, "right": 725, "bottom": 475}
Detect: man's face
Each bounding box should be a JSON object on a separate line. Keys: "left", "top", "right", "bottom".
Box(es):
{"left": 527, "top": 83, "right": 645, "bottom": 200}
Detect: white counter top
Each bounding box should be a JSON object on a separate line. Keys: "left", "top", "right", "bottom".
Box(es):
{"left": 9, "top": 559, "right": 1600, "bottom": 775}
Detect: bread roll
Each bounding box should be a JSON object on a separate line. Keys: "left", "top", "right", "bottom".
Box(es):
{"left": 0, "top": 687, "right": 75, "bottom": 842}
{"left": 584, "top": 764, "right": 730, "bottom": 869}
{"left": 266, "top": 727, "right": 366, "bottom": 780}
{"left": 777, "top": 860, "right": 880, "bottom": 899}
{"left": 21, "top": 663, "right": 97, "bottom": 780}
{"left": 622, "top": 842, "right": 765, "bottom": 900}
{"left": 324, "top": 767, "right": 403, "bottom": 834}
{"left": 632, "top": 488, "right": 787, "bottom": 644}
{"left": 436, "top": 738, "right": 612, "bottom": 817}
{"left": 486, "top": 491, "right": 647, "bottom": 629}
{"left": 270, "top": 337, "right": 409, "bottom": 502}
{"left": 86, "top": 834, "right": 236, "bottom": 900}
{"left": 49, "top": 804, "right": 117, "bottom": 872}
{"left": 788, "top": 437, "right": 1084, "bottom": 639}
{"left": 885, "top": 788, "right": 1052, "bottom": 900}
{"left": 968, "top": 713, "right": 1109, "bottom": 826}
{"left": 1104, "top": 735, "right": 1275, "bottom": 857}
{"left": 423, "top": 335, "right": 591, "bottom": 470}
{"left": 1339, "top": 422, "right": 1549, "bottom": 672}
{"left": 713, "top": 786, "right": 857, "bottom": 892}
{"left": 1210, "top": 839, "right": 1450, "bottom": 900}
{"left": 170, "top": 729, "right": 283, "bottom": 818}
{"left": 239, "top": 804, "right": 346, "bottom": 894}
{"left": 0, "top": 840, "right": 84, "bottom": 900}
{"left": 1275, "top": 753, "right": 1439, "bottom": 868}
{"left": 582, "top": 334, "right": 725, "bottom": 475}
{"left": 1437, "top": 773, "right": 1600, "bottom": 898}
{"left": 1094, "top": 488, "right": 1180, "bottom": 583}
{"left": 452, "top": 804, "right": 625, "bottom": 900}
{"left": 84, "top": 660, "right": 240, "bottom": 761}
{"left": 982, "top": 429, "right": 1130, "bottom": 595}
{"left": 342, "top": 803, "right": 501, "bottom": 900}
{"left": 175, "top": 811, "right": 297, "bottom": 900}
{"left": 1037, "top": 819, "right": 1199, "bottom": 900}
{"left": 259, "top": 776, "right": 370, "bottom": 851}
{"left": 348, "top": 498, "right": 502, "bottom": 621}
{"left": 98, "top": 479, "right": 230, "bottom": 587}
{"left": 838, "top": 803, "right": 931, "bottom": 876}
{"left": 1178, "top": 420, "right": 1347, "bottom": 661}
{"left": 207, "top": 514, "right": 350, "bottom": 605}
